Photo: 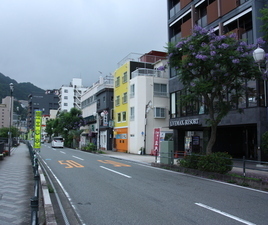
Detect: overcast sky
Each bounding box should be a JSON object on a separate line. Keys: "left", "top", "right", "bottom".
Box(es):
{"left": 0, "top": 0, "right": 168, "bottom": 90}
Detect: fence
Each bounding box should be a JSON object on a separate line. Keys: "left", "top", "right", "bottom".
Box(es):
{"left": 26, "top": 141, "right": 39, "bottom": 225}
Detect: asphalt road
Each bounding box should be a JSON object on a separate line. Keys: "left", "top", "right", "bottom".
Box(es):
{"left": 38, "top": 144, "right": 268, "bottom": 225}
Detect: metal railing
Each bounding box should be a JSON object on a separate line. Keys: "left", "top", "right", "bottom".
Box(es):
{"left": 27, "top": 141, "right": 40, "bottom": 225}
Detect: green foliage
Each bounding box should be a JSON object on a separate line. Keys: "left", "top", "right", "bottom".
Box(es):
{"left": 84, "top": 143, "right": 97, "bottom": 152}
{"left": 261, "top": 131, "right": 268, "bottom": 154}
{"left": 0, "top": 127, "right": 20, "bottom": 138}
{"left": 197, "top": 152, "right": 233, "bottom": 174}
{"left": 0, "top": 72, "right": 44, "bottom": 100}
{"left": 259, "top": 4, "right": 268, "bottom": 42}
{"left": 167, "top": 25, "right": 261, "bottom": 154}
{"left": 179, "top": 154, "right": 200, "bottom": 169}
{"left": 179, "top": 152, "right": 233, "bottom": 174}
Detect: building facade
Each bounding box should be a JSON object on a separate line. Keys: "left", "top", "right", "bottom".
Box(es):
{"left": 0, "top": 96, "right": 13, "bottom": 128}
{"left": 167, "top": 0, "right": 268, "bottom": 160}
{"left": 113, "top": 51, "right": 169, "bottom": 153}
{"left": 58, "top": 78, "right": 87, "bottom": 113}
{"left": 27, "top": 90, "right": 59, "bottom": 130}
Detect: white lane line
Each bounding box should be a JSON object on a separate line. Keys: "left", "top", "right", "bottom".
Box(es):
{"left": 100, "top": 166, "right": 132, "bottom": 178}
{"left": 60, "top": 151, "right": 66, "bottom": 154}
{"left": 72, "top": 155, "right": 84, "bottom": 161}
{"left": 195, "top": 203, "right": 256, "bottom": 225}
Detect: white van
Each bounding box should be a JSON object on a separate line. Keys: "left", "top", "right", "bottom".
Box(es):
{"left": 51, "top": 137, "right": 64, "bottom": 148}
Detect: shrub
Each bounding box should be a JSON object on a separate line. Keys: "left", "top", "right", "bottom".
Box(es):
{"left": 261, "top": 131, "right": 268, "bottom": 154}
{"left": 85, "top": 143, "right": 97, "bottom": 152}
{"left": 178, "top": 154, "right": 200, "bottom": 169}
{"left": 197, "top": 152, "right": 233, "bottom": 174}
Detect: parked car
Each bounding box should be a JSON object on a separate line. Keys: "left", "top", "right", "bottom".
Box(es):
{"left": 51, "top": 137, "right": 64, "bottom": 148}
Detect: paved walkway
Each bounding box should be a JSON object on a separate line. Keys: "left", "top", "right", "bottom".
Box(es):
{"left": 0, "top": 143, "right": 33, "bottom": 225}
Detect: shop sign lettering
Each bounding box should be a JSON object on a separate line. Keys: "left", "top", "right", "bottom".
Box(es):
{"left": 169, "top": 118, "right": 199, "bottom": 127}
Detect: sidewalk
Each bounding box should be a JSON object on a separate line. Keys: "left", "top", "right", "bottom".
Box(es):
{"left": 104, "top": 150, "right": 268, "bottom": 181}
{"left": 0, "top": 143, "right": 33, "bottom": 225}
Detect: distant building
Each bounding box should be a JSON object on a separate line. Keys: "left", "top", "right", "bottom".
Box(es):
{"left": 0, "top": 96, "right": 13, "bottom": 128}
{"left": 58, "top": 78, "right": 87, "bottom": 113}
{"left": 27, "top": 90, "right": 59, "bottom": 130}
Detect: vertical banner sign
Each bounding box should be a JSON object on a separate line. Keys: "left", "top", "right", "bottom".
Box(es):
{"left": 34, "top": 110, "right": 42, "bottom": 149}
{"left": 153, "top": 128, "right": 160, "bottom": 155}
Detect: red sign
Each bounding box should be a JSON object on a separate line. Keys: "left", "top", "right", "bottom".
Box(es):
{"left": 153, "top": 128, "right": 160, "bottom": 155}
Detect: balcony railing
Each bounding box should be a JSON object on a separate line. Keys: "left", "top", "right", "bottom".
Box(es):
{"left": 132, "top": 68, "right": 168, "bottom": 79}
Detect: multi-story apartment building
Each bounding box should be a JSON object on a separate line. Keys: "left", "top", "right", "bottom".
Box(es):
{"left": 167, "top": 0, "right": 267, "bottom": 160}
{"left": 80, "top": 75, "right": 114, "bottom": 150}
{"left": 27, "top": 90, "right": 59, "bottom": 130}
{"left": 0, "top": 96, "right": 13, "bottom": 128}
{"left": 113, "top": 51, "right": 169, "bottom": 153}
{"left": 58, "top": 78, "right": 87, "bottom": 113}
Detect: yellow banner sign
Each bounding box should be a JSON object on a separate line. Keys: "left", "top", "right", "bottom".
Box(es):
{"left": 34, "top": 110, "right": 42, "bottom": 149}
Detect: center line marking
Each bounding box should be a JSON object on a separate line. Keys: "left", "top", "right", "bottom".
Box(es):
{"left": 72, "top": 156, "right": 84, "bottom": 161}
{"left": 100, "top": 166, "right": 132, "bottom": 178}
{"left": 195, "top": 203, "right": 256, "bottom": 225}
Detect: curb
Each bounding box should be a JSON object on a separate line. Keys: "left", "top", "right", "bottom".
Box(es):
{"left": 39, "top": 167, "right": 57, "bottom": 225}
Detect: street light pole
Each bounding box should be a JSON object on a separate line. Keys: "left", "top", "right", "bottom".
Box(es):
{"left": 8, "top": 83, "right": 14, "bottom": 156}
{"left": 253, "top": 46, "right": 268, "bottom": 162}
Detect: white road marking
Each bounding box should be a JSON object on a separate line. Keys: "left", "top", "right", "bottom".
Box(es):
{"left": 60, "top": 151, "right": 66, "bottom": 154}
{"left": 100, "top": 166, "right": 132, "bottom": 178}
{"left": 72, "top": 155, "right": 84, "bottom": 161}
{"left": 195, "top": 203, "right": 256, "bottom": 225}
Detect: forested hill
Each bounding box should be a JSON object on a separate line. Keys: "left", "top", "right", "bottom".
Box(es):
{"left": 0, "top": 72, "right": 45, "bottom": 100}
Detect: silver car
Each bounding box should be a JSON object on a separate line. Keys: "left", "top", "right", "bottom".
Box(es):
{"left": 51, "top": 137, "right": 64, "bottom": 148}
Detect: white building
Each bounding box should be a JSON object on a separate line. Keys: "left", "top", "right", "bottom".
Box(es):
{"left": 80, "top": 76, "right": 114, "bottom": 148}
{"left": 129, "top": 59, "right": 171, "bottom": 154}
{"left": 58, "top": 78, "right": 87, "bottom": 112}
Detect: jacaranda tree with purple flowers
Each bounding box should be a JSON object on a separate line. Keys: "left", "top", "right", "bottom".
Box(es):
{"left": 168, "top": 25, "right": 261, "bottom": 154}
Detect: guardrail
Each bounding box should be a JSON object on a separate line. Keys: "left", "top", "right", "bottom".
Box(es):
{"left": 27, "top": 141, "right": 39, "bottom": 225}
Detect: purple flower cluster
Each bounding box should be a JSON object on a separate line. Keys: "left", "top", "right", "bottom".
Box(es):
{"left": 196, "top": 54, "right": 208, "bottom": 61}
{"left": 157, "top": 65, "right": 166, "bottom": 71}
{"left": 232, "top": 59, "right": 240, "bottom": 64}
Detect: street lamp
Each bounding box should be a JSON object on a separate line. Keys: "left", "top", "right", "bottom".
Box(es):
{"left": 253, "top": 46, "right": 267, "bottom": 162}
{"left": 93, "top": 112, "right": 105, "bottom": 150}
{"left": 143, "top": 100, "right": 152, "bottom": 155}
{"left": 8, "top": 83, "right": 14, "bottom": 156}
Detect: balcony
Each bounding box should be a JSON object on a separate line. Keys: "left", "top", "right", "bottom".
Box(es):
{"left": 132, "top": 68, "right": 168, "bottom": 79}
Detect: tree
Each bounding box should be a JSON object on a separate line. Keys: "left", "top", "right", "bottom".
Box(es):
{"left": 167, "top": 25, "right": 261, "bottom": 154}
{"left": 259, "top": 4, "right": 268, "bottom": 42}
{"left": 45, "top": 108, "right": 85, "bottom": 147}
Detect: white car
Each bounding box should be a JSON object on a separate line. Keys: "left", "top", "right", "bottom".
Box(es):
{"left": 51, "top": 137, "right": 64, "bottom": 148}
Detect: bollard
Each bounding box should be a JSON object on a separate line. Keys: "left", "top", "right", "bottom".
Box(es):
{"left": 243, "top": 156, "right": 246, "bottom": 178}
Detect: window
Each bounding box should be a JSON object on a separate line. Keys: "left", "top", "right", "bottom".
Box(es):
{"left": 130, "top": 107, "right": 135, "bottom": 120}
{"left": 64, "top": 103, "right": 68, "bottom": 106}
{"left": 154, "top": 107, "right": 165, "bottom": 118}
{"left": 64, "top": 96, "right": 68, "bottom": 99}
{"left": 122, "top": 111, "right": 126, "bottom": 121}
{"left": 103, "top": 96, "right": 106, "bottom": 102}
{"left": 117, "top": 113, "right": 121, "bottom": 122}
{"left": 115, "top": 76, "right": 120, "bottom": 87}
{"left": 64, "top": 89, "right": 68, "bottom": 93}
{"left": 122, "top": 92, "right": 127, "bottom": 104}
{"left": 122, "top": 72, "right": 127, "bottom": 83}
{"left": 154, "top": 83, "right": 167, "bottom": 97}
{"left": 115, "top": 96, "right": 120, "bottom": 106}
{"left": 130, "top": 84, "right": 135, "bottom": 98}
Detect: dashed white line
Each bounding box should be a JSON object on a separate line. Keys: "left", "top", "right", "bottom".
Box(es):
{"left": 195, "top": 203, "right": 256, "bottom": 225}
{"left": 72, "top": 155, "right": 84, "bottom": 161}
{"left": 100, "top": 166, "right": 132, "bottom": 178}
{"left": 60, "top": 151, "right": 66, "bottom": 154}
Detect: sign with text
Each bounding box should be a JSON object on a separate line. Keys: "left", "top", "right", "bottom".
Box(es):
{"left": 169, "top": 118, "right": 199, "bottom": 127}
{"left": 153, "top": 128, "right": 160, "bottom": 154}
{"left": 34, "top": 110, "right": 42, "bottom": 149}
